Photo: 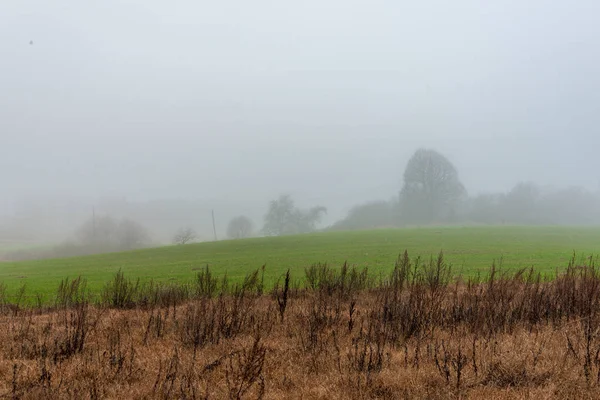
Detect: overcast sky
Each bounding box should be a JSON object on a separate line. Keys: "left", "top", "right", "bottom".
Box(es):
{"left": 1, "top": 0, "right": 600, "bottom": 218}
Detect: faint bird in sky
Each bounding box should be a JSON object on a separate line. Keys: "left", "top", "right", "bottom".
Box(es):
{"left": 29, "top": 40, "right": 33, "bottom": 45}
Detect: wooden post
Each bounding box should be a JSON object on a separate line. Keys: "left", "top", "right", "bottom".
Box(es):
{"left": 92, "top": 206, "right": 96, "bottom": 241}
{"left": 212, "top": 210, "right": 217, "bottom": 241}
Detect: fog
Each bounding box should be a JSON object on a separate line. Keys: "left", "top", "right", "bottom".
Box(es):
{"left": 2, "top": 1, "right": 600, "bottom": 245}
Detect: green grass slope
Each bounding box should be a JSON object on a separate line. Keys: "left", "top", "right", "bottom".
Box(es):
{"left": 2, "top": 226, "right": 600, "bottom": 297}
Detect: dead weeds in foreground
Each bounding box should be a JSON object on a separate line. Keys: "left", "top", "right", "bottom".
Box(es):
{"left": 1, "top": 252, "right": 600, "bottom": 399}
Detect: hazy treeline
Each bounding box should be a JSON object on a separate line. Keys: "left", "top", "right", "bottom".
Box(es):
{"left": 0, "top": 196, "right": 265, "bottom": 243}
{"left": 2, "top": 215, "right": 154, "bottom": 261}
{"left": 332, "top": 183, "right": 600, "bottom": 230}
{"left": 465, "top": 183, "right": 600, "bottom": 225}
{"left": 2, "top": 147, "right": 600, "bottom": 260}
{"left": 331, "top": 148, "right": 600, "bottom": 230}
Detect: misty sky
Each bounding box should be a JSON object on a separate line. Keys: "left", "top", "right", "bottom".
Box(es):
{"left": 2, "top": 0, "right": 600, "bottom": 218}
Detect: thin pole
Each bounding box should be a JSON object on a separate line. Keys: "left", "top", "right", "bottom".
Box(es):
{"left": 211, "top": 209, "right": 217, "bottom": 241}
{"left": 92, "top": 206, "right": 96, "bottom": 240}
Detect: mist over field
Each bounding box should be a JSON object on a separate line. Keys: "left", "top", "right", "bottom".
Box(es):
{"left": 2, "top": 1, "right": 600, "bottom": 249}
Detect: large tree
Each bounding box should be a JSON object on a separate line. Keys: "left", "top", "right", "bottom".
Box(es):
{"left": 262, "top": 195, "right": 326, "bottom": 236}
{"left": 399, "top": 149, "right": 466, "bottom": 224}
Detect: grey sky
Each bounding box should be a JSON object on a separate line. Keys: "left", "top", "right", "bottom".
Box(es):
{"left": 2, "top": 0, "right": 600, "bottom": 221}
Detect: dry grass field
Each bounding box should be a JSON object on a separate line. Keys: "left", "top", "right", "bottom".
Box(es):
{"left": 3, "top": 253, "right": 600, "bottom": 399}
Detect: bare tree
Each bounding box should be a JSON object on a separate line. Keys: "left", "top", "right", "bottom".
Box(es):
{"left": 173, "top": 227, "right": 197, "bottom": 245}
{"left": 262, "top": 195, "right": 296, "bottom": 236}
{"left": 296, "top": 206, "right": 327, "bottom": 233}
{"left": 262, "top": 195, "right": 327, "bottom": 236}
{"left": 227, "top": 216, "right": 254, "bottom": 239}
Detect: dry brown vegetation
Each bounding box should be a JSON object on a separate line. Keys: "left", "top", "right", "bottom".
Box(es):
{"left": 2, "top": 253, "right": 600, "bottom": 399}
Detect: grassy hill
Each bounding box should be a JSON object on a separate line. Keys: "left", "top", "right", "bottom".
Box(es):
{"left": 2, "top": 226, "right": 600, "bottom": 298}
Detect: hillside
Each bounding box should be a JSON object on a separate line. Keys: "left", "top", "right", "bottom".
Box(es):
{"left": 2, "top": 226, "right": 600, "bottom": 298}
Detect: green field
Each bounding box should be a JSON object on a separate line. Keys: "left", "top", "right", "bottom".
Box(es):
{"left": 2, "top": 226, "right": 600, "bottom": 298}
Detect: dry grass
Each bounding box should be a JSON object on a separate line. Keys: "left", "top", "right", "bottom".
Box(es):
{"left": 2, "top": 252, "right": 600, "bottom": 399}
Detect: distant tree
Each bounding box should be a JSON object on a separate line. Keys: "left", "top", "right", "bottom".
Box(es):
{"left": 330, "top": 201, "right": 394, "bottom": 231}
{"left": 173, "top": 227, "right": 197, "bottom": 245}
{"left": 537, "top": 186, "right": 600, "bottom": 225}
{"left": 262, "top": 195, "right": 295, "bottom": 236}
{"left": 262, "top": 195, "right": 327, "bottom": 236}
{"left": 467, "top": 193, "right": 505, "bottom": 224}
{"left": 399, "top": 149, "right": 466, "bottom": 224}
{"left": 76, "top": 215, "right": 119, "bottom": 247}
{"left": 502, "top": 182, "right": 540, "bottom": 223}
{"left": 75, "top": 215, "right": 151, "bottom": 251}
{"left": 296, "top": 206, "right": 328, "bottom": 233}
{"left": 226, "top": 216, "right": 254, "bottom": 239}
{"left": 117, "top": 218, "right": 151, "bottom": 250}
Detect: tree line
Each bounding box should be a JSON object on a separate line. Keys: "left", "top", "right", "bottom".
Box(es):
{"left": 143, "top": 147, "right": 600, "bottom": 241}
{"left": 332, "top": 148, "right": 600, "bottom": 230}
{"left": 5, "top": 147, "right": 599, "bottom": 260}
